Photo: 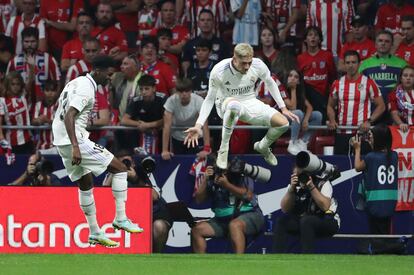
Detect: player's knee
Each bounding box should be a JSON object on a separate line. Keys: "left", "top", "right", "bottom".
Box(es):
{"left": 226, "top": 100, "right": 242, "bottom": 116}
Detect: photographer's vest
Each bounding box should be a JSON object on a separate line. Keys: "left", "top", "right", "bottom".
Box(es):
{"left": 360, "top": 151, "right": 398, "bottom": 217}
{"left": 208, "top": 181, "right": 257, "bottom": 218}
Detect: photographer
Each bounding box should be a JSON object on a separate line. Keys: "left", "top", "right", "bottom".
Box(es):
{"left": 9, "top": 153, "right": 61, "bottom": 186}
{"left": 351, "top": 125, "right": 404, "bottom": 254}
{"left": 273, "top": 160, "right": 340, "bottom": 253}
{"left": 191, "top": 157, "right": 264, "bottom": 254}
{"left": 102, "top": 150, "right": 173, "bottom": 253}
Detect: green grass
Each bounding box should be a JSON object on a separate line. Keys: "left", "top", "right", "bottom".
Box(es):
{"left": 1, "top": 254, "right": 413, "bottom": 275}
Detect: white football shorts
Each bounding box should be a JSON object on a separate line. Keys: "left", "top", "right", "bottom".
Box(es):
{"left": 56, "top": 139, "right": 114, "bottom": 182}
{"left": 217, "top": 98, "right": 279, "bottom": 126}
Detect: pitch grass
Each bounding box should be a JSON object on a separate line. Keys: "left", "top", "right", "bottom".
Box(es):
{"left": 1, "top": 254, "right": 413, "bottom": 275}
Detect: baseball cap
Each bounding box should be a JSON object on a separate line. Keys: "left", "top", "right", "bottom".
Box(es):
{"left": 351, "top": 15, "right": 366, "bottom": 27}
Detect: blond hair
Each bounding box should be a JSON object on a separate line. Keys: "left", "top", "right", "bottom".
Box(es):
{"left": 234, "top": 43, "right": 253, "bottom": 58}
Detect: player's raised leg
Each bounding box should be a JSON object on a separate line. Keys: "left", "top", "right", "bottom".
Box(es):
{"left": 216, "top": 99, "right": 241, "bottom": 169}
{"left": 107, "top": 158, "right": 144, "bottom": 233}
{"left": 254, "top": 112, "right": 289, "bottom": 166}
{"left": 77, "top": 173, "right": 119, "bottom": 247}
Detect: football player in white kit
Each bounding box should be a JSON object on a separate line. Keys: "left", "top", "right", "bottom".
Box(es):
{"left": 52, "top": 55, "right": 143, "bottom": 247}
{"left": 185, "top": 43, "right": 299, "bottom": 169}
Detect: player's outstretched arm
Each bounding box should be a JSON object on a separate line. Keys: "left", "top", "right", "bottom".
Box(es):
{"left": 64, "top": 107, "right": 81, "bottom": 165}
{"left": 184, "top": 124, "right": 203, "bottom": 148}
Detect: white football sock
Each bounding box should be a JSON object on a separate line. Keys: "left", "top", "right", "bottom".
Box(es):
{"left": 258, "top": 123, "right": 289, "bottom": 149}
{"left": 112, "top": 172, "right": 128, "bottom": 221}
{"left": 78, "top": 188, "right": 100, "bottom": 234}
{"left": 219, "top": 101, "right": 241, "bottom": 152}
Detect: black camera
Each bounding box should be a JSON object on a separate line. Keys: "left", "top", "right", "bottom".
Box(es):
{"left": 297, "top": 173, "right": 310, "bottom": 187}
{"left": 357, "top": 130, "right": 370, "bottom": 142}
{"left": 34, "top": 159, "right": 54, "bottom": 176}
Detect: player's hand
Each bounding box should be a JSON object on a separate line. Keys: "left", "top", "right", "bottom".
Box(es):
{"left": 161, "top": 150, "right": 174, "bottom": 160}
{"left": 26, "top": 55, "right": 35, "bottom": 67}
{"left": 184, "top": 125, "right": 202, "bottom": 148}
{"left": 71, "top": 145, "right": 81, "bottom": 165}
{"left": 400, "top": 123, "right": 409, "bottom": 133}
{"left": 281, "top": 108, "right": 300, "bottom": 123}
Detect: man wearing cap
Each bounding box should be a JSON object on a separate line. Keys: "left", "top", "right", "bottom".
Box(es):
{"left": 338, "top": 15, "right": 376, "bottom": 73}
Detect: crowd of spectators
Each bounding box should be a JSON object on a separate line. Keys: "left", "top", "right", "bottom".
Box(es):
{"left": 0, "top": 0, "right": 414, "bottom": 158}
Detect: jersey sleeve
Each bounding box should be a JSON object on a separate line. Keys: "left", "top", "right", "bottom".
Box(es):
{"left": 257, "top": 59, "right": 286, "bottom": 108}
{"left": 68, "top": 81, "right": 94, "bottom": 113}
{"left": 195, "top": 70, "right": 218, "bottom": 126}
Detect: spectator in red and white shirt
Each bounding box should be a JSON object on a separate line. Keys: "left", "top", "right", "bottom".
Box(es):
{"left": 137, "top": 0, "right": 159, "bottom": 46}
{"left": 388, "top": 65, "right": 414, "bottom": 132}
{"left": 256, "top": 72, "right": 286, "bottom": 108}
{"left": 150, "top": 0, "right": 189, "bottom": 56}
{"left": 338, "top": 14, "right": 376, "bottom": 73}
{"left": 156, "top": 28, "right": 179, "bottom": 74}
{"left": 0, "top": 71, "right": 33, "bottom": 154}
{"left": 375, "top": 0, "right": 414, "bottom": 48}
{"left": 140, "top": 36, "right": 176, "bottom": 96}
{"left": 32, "top": 79, "right": 58, "bottom": 150}
{"left": 40, "top": 0, "right": 84, "bottom": 59}
{"left": 179, "top": 0, "right": 227, "bottom": 38}
{"left": 6, "top": 27, "right": 61, "bottom": 104}
{"left": 297, "top": 26, "right": 336, "bottom": 121}
{"left": 91, "top": 2, "right": 128, "bottom": 62}
{"left": 327, "top": 50, "right": 385, "bottom": 154}
{"left": 396, "top": 15, "right": 414, "bottom": 66}
{"left": 61, "top": 12, "right": 93, "bottom": 73}
{"left": 306, "top": 0, "right": 354, "bottom": 57}
{"left": 0, "top": 0, "right": 16, "bottom": 33}
{"left": 110, "top": 0, "right": 139, "bottom": 50}
{"left": 263, "top": 0, "right": 301, "bottom": 44}
{"left": 5, "top": 0, "right": 47, "bottom": 54}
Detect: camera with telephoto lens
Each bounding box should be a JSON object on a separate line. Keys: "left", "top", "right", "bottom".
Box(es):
{"left": 226, "top": 157, "right": 272, "bottom": 184}
{"left": 296, "top": 151, "right": 341, "bottom": 187}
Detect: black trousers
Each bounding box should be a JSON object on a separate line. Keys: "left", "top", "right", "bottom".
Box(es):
{"left": 272, "top": 214, "right": 339, "bottom": 253}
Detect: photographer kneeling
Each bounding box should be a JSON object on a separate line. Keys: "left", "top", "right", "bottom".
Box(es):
{"left": 273, "top": 152, "right": 340, "bottom": 253}
{"left": 191, "top": 157, "right": 265, "bottom": 254}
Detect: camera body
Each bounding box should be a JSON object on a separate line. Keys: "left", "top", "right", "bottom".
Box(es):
{"left": 206, "top": 155, "right": 272, "bottom": 184}
{"left": 357, "top": 130, "right": 370, "bottom": 142}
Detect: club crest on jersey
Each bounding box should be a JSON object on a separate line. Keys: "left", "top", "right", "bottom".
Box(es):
{"left": 405, "top": 52, "right": 411, "bottom": 60}
{"left": 362, "top": 50, "right": 368, "bottom": 57}
{"left": 212, "top": 44, "right": 219, "bottom": 51}
{"left": 358, "top": 84, "right": 364, "bottom": 91}
{"left": 250, "top": 76, "right": 256, "bottom": 84}
{"left": 312, "top": 62, "right": 317, "bottom": 68}
{"left": 103, "top": 36, "right": 108, "bottom": 41}
{"left": 319, "top": 61, "right": 325, "bottom": 69}
{"left": 381, "top": 63, "right": 387, "bottom": 70}
{"left": 153, "top": 70, "right": 159, "bottom": 75}
{"left": 225, "top": 81, "right": 231, "bottom": 85}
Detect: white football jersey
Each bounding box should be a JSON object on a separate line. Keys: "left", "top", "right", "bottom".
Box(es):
{"left": 52, "top": 74, "right": 97, "bottom": 146}
{"left": 196, "top": 57, "right": 285, "bottom": 125}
